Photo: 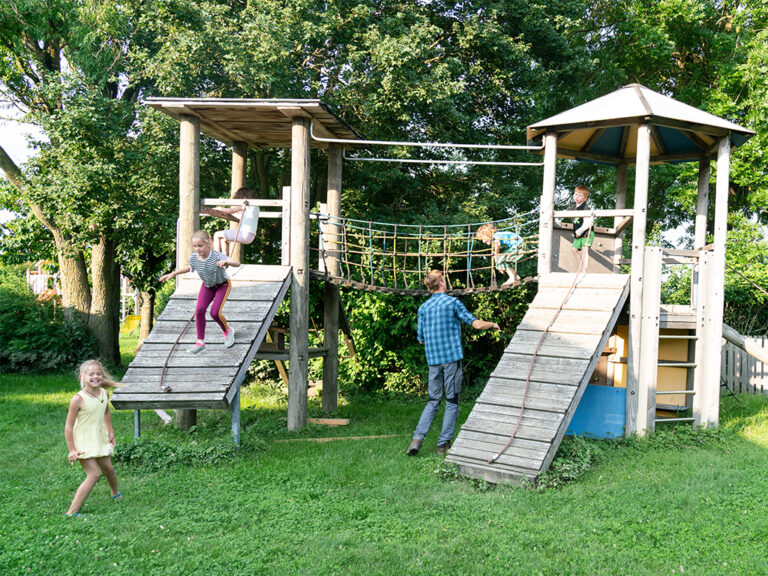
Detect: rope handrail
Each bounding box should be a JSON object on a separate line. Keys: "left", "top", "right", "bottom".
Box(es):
{"left": 312, "top": 212, "right": 539, "bottom": 294}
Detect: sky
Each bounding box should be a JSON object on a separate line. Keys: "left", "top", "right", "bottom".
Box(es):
{"left": 0, "top": 107, "right": 40, "bottom": 224}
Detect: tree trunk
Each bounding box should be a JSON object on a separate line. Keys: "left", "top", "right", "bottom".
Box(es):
{"left": 88, "top": 235, "right": 121, "bottom": 366}
{"left": 0, "top": 144, "right": 92, "bottom": 317}
{"left": 139, "top": 290, "right": 155, "bottom": 345}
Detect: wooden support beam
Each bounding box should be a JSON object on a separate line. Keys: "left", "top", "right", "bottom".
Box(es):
{"left": 288, "top": 117, "right": 311, "bottom": 431}
{"left": 176, "top": 114, "right": 200, "bottom": 431}
{"left": 638, "top": 247, "right": 662, "bottom": 434}
{"left": 229, "top": 141, "right": 248, "bottom": 262}
{"left": 538, "top": 132, "right": 557, "bottom": 276}
{"left": 323, "top": 143, "right": 343, "bottom": 413}
{"left": 626, "top": 123, "right": 651, "bottom": 436}
{"left": 614, "top": 163, "right": 628, "bottom": 273}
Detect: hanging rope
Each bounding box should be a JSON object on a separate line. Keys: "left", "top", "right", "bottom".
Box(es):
{"left": 488, "top": 218, "right": 595, "bottom": 464}
{"left": 160, "top": 203, "right": 246, "bottom": 393}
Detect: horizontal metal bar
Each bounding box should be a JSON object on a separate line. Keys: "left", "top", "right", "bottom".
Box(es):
{"left": 344, "top": 153, "right": 543, "bottom": 167}
{"left": 201, "top": 198, "right": 286, "bottom": 207}
{"left": 311, "top": 121, "right": 544, "bottom": 151}
{"left": 657, "top": 362, "right": 697, "bottom": 368}
{"left": 654, "top": 417, "right": 695, "bottom": 423}
{"left": 658, "top": 335, "right": 698, "bottom": 339}
{"left": 555, "top": 209, "right": 635, "bottom": 218}
{"left": 656, "top": 390, "right": 696, "bottom": 395}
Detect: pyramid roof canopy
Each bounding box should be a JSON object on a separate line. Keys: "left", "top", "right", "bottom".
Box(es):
{"left": 527, "top": 84, "right": 754, "bottom": 164}
{"left": 145, "top": 98, "right": 363, "bottom": 149}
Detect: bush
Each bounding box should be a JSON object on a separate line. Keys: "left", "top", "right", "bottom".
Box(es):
{"left": 0, "top": 264, "right": 97, "bottom": 372}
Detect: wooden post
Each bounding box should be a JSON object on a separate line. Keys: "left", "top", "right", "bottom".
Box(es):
{"left": 625, "top": 123, "right": 651, "bottom": 436}
{"left": 176, "top": 114, "right": 200, "bottom": 268}
{"left": 281, "top": 186, "right": 291, "bottom": 265}
{"left": 694, "top": 159, "right": 710, "bottom": 250}
{"left": 133, "top": 410, "right": 141, "bottom": 439}
{"left": 702, "top": 136, "right": 730, "bottom": 427}
{"left": 288, "top": 116, "right": 311, "bottom": 431}
{"left": 614, "top": 162, "right": 628, "bottom": 273}
{"left": 637, "top": 247, "right": 662, "bottom": 434}
{"left": 693, "top": 249, "right": 712, "bottom": 426}
{"left": 229, "top": 141, "right": 248, "bottom": 263}
{"left": 323, "top": 143, "right": 342, "bottom": 413}
{"left": 538, "top": 132, "right": 558, "bottom": 277}
{"left": 176, "top": 114, "right": 200, "bottom": 431}
{"left": 231, "top": 386, "right": 241, "bottom": 448}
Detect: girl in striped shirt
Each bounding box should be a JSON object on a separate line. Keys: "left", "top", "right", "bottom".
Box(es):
{"left": 159, "top": 230, "right": 240, "bottom": 353}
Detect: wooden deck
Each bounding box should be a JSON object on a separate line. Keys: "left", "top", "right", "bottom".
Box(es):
{"left": 111, "top": 265, "right": 291, "bottom": 410}
{"left": 445, "top": 273, "right": 630, "bottom": 484}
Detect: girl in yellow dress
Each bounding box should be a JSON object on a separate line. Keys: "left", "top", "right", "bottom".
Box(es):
{"left": 64, "top": 360, "right": 122, "bottom": 516}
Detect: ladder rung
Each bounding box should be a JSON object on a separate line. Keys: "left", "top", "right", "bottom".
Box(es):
{"left": 657, "top": 362, "right": 696, "bottom": 368}
{"left": 656, "top": 390, "right": 695, "bottom": 395}
{"left": 655, "top": 417, "right": 695, "bottom": 423}
{"left": 658, "top": 335, "right": 698, "bottom": 340}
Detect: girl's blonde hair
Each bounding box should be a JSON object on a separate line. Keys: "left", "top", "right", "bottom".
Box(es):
{"left": 476, "top": 223, "right": 497, "bottom": 243}
{"left": 78, "top": 359, "right": 120, "bottom": 389}
{"left": 191, "top": 230, "right": 212, "bottom": 244}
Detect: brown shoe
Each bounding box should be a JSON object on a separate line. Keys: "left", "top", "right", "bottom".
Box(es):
{"left": 406, "top": 438, "right": 422, "bottom": 456}
{"left": 436, "top": 441, "right": 451, "bottom": 456}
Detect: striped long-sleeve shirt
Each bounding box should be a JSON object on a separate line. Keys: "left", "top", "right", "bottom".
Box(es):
{"left": 189, "top": 250, "right": 229, "bottom": 287}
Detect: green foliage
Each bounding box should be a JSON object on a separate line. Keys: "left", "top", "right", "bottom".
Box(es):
{"left": 113, "top": 437, "right": 237, "bottom": 473}
{"left": 0, "top": 264, "right": 96, "bottom": 372}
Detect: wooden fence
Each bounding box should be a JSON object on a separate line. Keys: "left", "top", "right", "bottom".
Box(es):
{"left": 721, "top": 337, "right": 768, "bottom": 395}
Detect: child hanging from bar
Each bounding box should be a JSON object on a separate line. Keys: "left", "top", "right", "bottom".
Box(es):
{"left": 159, "top": 230, "right": 240, "bottom": 355}
{"left": 476, "top": 223, "right": 525, "bottom": 288}
{"left": 212, "top": 187, "right": 260, "bottom": 255}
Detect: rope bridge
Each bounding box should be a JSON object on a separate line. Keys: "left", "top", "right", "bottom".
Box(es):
{"left": 311, "top": 211, "right": 539, "bottom": 295}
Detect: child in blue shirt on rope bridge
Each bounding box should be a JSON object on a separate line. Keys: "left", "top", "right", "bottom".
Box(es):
{"left": 406, "top": 270, "right": 499, "bottom": 457}
{"left": 159, "top": 230, "right": 240, "bottom": 355}
{"left": 476, "top": 223, "right": 525, "bottom": 288}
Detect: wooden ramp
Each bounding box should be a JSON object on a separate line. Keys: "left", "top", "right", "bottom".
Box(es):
{"left": 111, "top": 265, "right": 291, "bottom": 410}
{"left": 445, "top": 273, "right": 630, "bottom": 484}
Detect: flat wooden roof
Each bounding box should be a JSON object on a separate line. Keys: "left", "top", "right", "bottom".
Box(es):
{"left": 144, "top": 98, "right": 363, "bottom": 149}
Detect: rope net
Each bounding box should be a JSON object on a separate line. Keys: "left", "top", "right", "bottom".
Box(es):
{"left": 311, "top": 211, "right": 539, "bottom": 295}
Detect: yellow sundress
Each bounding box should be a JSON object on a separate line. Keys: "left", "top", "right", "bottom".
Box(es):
{"left": 73, "top": 388, "right": 113, "bottom": 459}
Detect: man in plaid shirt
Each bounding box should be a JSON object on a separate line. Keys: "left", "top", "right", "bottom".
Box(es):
{"left": 406, "top": 270, "right": 499, "bottom": 456}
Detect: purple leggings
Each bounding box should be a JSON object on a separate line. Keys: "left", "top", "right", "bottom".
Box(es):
{"left": 195, "top": 280, "right": 231, "bottom": 340}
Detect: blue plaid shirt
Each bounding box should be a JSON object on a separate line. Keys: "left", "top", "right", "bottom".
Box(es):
{"left": 417, "top": 292, "right": 477, "bottom": 366}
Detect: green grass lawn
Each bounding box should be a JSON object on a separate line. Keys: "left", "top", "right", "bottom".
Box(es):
{"left": 2, "top": 341, "right": 768, "bottom": 575}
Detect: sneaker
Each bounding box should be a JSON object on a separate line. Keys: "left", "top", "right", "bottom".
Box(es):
{"left": 189, "top": 343, "right": 206, "bottom": 354}
{"left": 436, "top": 441, "right": 452, "bottom": 456}
{"left": 406, "top": 438, "right": 422, "bottom": 456}
{"left": 224, "top": 328, "right": 236, "bottom": 348}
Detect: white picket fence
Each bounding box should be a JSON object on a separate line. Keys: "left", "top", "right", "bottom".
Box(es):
{"left": 721, "top": 337, "right": 768, "bottom": 395}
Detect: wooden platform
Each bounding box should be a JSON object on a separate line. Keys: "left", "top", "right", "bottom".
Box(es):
{"left": 111, "top": 265, "right": 291, "bottom": 410}
{"left": 445, "top": 273, "right": 630, "bottom": 484}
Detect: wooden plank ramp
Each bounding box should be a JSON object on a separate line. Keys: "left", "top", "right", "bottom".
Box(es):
{"left": 445, "top": 273, "right": 630, "bottom": 484}
{"left": 111, "top": 265, "right": 291, "bottom": 410}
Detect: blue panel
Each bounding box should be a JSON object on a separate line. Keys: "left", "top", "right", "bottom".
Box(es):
{"left": 589, "top": 127, "right": 623, "bottom": 156}
{"left": 567, "top": 385, "right": 626, "bottom": 439}
{"left": 656, "top": 125, "right": 699, "bottom": 156}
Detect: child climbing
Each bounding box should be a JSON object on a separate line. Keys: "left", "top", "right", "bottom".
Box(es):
{"left": 159, "top": 230, "right": 240, "bottom": 355}
{"left": 476, "top": 223, "right": 525, "bottom": 288}
{"left": 212, "top": 187, "right": 260, "bottom": 255}
{"left": 64, "top": 360, "right": 122, "bottom": 516}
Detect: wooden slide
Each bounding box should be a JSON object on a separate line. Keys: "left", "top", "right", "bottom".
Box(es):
{"left": 111, "top": 266, "right": 291, "bottom": 410}
{"left": 445, "top": 273, "right": 631, "bottom": 484}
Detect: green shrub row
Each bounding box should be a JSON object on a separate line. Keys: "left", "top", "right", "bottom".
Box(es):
{"left": 0, "top": 264, "right": 97, "bottom": 372}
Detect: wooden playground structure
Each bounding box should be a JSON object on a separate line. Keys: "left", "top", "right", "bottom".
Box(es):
{"left": 111, "top": 86, "right": 757, "bottom": 483}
